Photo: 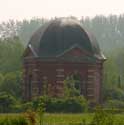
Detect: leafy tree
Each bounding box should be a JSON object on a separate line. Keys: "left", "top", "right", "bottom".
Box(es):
{"left": 103, "top": 56, "right": 119, "bottom": 88}
{"left": 0, "top": 20, "right": 19, "bottom": 39}
{"left": 0, "top": 92, "right": 16, "bottom": 112}
{"left": 0, "top": 71, "right": 22, "bottom": 99}
{"left": 103, "top": 87, "right": 124, "bottom": 101}
{"left": 0, "top": 37, "right": 24, "bottom": 73}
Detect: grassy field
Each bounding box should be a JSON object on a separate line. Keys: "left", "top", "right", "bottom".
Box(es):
{"left": 0, "top": 113, "right": 94, "bottom": 125}
{"left": 43, "top": 113, "right": 93, "bottom": 124}
{"left": 1, "top": 113, "right": 124, "bottom": 125}
{"left": 43, "top": 113, "right": 124, "bottom": 124}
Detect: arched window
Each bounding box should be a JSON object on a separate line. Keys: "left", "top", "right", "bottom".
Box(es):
{"left": 64, "top": 72, "right": 82, "bottom": 97}
{"left": 73, "top": 73, "right": 82, "bottom": 91}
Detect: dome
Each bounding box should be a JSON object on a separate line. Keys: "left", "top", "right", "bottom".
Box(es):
{"left": 28, "top": 18, "right": 105, "bottom": 60}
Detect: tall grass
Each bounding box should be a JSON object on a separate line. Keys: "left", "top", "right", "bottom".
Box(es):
{"left": 0, "top": 114, "right": 28, "bottom": 125}
{"left": 1, "top": 112, "right": 124, "bottom": 125}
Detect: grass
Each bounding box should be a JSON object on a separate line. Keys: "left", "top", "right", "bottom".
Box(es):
{"left": 1, "top": 113, "right": 124, "bottom": 125}
{"left": 43, "top": 113, "right": 93, "bottom": 124}
{"left": 0, "top": 113, "right": 93, "bottom": 125}
{"left": 0, "top": 113, "right": 28, "bottom": 125}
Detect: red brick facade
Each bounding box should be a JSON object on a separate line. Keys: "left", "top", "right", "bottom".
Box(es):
{"left": 23, "top": 47, "right": 104, "bottom": 103}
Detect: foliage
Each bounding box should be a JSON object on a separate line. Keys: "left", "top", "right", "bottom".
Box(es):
{"left": 91, "top": 106, "right": 114, "bottom": 125}
{"left": 64, "top": 75, "right": 81, "bottom": 97}
{"left": 103, "top": 56, "right": 119, "bottom": 88}
{"left": 0, "top": 71, "right": 22, "bottom": 98}
{"left": 0, "top": 37, "right": 24, "bottom": 73}
{"left": 1, "top": 112, "right": 124, "bottom": 125}
{"left": 37, "top": 102, "right": 45, "bottom": 125}
{"left": 104, "top": 99, "right": 124, "bottom": 109}
{"left": 25, "top": 110, "right": 36, "bottom": 125}
{"left": 103, "top": 52, "right": 124, "bottom": 101}
{"left": 2, "top": 15, "right": 124, "bottom": 53}
{"left": 0, "top": 37, "right": 23, "bottom": 101}
{"left": 32, "top": 96, "right": 88, "bottom": 113}
{"left": 0, "top": 114, "right": 28, "bottom": 125}
{"left": 0, "top": 92, "right": 16, "bottom": 113}
{"left": 21, "top": 102, "right": 33, "bottom": 112}
{"left": 103, "top": 87, "right": 124, "bottom": 101}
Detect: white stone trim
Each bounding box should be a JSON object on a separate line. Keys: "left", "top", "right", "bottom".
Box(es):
{"left": 56, "top": 75, "right": 65, "bottom": 77}
{"left": 56, "top": 81, "right": 63, "bottom": 83}
{"left": 56, "top": 69, "right": 64, "bottom": 72}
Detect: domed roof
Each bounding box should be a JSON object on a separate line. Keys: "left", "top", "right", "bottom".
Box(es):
{"left": 28, "top": 18, "right": 105, "bottom": 60}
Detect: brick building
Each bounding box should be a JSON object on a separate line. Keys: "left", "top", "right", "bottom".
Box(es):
{"left": 22, "top": 18, "right": 106, "bottom": 103}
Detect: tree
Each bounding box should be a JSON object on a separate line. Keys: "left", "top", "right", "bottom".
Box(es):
{"left": 0, "top": 20, "right": 19, "bottom": 39}
{"left": 0, "top": 71, "right": 22, "bottom": 99}
{"left": 0, "top": 37, "right": 24, "bottom": 73}
{"left": 0, "top": 92, "right": 16, "bottom": 112}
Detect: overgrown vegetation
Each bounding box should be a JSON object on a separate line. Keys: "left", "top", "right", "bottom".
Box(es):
{"left": 1, "top": 109, "right": 124, "bottom": 125}
{"left": 32, "top": 96, "right": 88, "bottom": 113}
{"left": 0, "top": 114, "right": 28, "bottom": 125}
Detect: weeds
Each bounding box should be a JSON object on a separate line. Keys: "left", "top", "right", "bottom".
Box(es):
{"left": 0, "top": 114, "right": 28, "bottom": 125}
{"left": 25, "top": 110, "right": 36, "bottom": 125}
{"left": 37, "top": 102, "right": 45, "bottom": 125}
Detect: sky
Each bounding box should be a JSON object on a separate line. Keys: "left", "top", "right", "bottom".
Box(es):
{"left": 0, "top": 0, "right": 124, "bottom": 22}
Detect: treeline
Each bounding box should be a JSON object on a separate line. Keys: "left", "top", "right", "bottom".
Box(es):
{"left": 0, "top": 37, "right": 24, "bottom": 99}
{"left": 1, "top": 15, "right": 124, "bottom": 52}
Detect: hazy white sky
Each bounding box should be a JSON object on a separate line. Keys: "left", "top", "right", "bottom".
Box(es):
{"left": 0, "top": 0, "right": 124, "bottom": 22}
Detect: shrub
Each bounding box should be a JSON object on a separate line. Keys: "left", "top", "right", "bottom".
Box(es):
{"left": 91, "top": 106, "right": 114, "bottom": 125}
{"left": 37, "top": 102, "right": 45, "bottom": 125}
{"left": 104, "top": 99, "right": 124, "bottom": 111}
{"left": 25, "top": 110, "right": 36, "bottom": 125}
{"left": 0, "top": 92, "right": 16, "bottom": 113}
{"left": 63, "top": 96, "right": 88, "bottom": 113}
{"left": 103, "top": 87, "right": 124, "bottom": 101}
{"left": 32, "top": 96, "right": 88, "bottom": 113}
{"left": 19, "top": 102, "right": 33, "bottom": 112}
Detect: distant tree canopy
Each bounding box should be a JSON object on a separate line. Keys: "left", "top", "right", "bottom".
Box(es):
{"left": 0, "top": 37, "right": 24, "bottom": 73}
{"left": 0, "top": 18, "right": 48, "bottom": 45}
{"left": 1, "top": 15, "right": 124, "bottom": 52}
{"left": 0, "top": 37, "right": 24, "bottom": 99}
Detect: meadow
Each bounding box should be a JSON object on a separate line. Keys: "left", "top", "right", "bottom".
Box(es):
{"left": 1, "top": 113, "right": 124, "bottom": 125}
{"left": 43, "top": 113, "right": 93, "bottom": 124}
{"left": 0, "top": 113, "right": 93, "bottom": 125}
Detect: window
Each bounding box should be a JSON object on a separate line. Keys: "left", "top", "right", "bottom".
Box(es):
{"left": 28, "top": 74, "right": 32, "bottom": 99}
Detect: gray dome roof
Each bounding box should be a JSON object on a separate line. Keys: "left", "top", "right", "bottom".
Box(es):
{"left": 28, "top": 18, "right": 105, "bottom": 60}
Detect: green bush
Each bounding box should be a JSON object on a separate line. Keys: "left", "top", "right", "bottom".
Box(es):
{"left": 63, "top": 96, "right": 88, "bottom": 113}
{"left": 103, "top": 87, "right": 124, "bottom": 101}
{"left": 32, "top": 96, "right": 88, "bottom": 113}
{"left": 0, "top": 92, "right": 17, "bottom": 113}
{"left": 91, "top": 106, "right": 114, "bottom": 125}
{"left": 104, "top": 99, "right": 124, "bottom": 110}
{"left": 21, "top": 102, "right": 33, "bottom": 111}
